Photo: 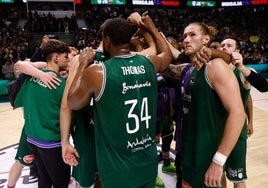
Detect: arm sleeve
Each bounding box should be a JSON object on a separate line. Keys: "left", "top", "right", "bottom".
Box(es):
{"left": 246, "top": 70, "right": 268, "bottom": 92}
{"left": 14, "top": 75, "right": 29, "bottom": 108}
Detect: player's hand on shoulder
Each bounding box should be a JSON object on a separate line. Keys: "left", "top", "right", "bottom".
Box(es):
{"left": 40, "top": 71, "right": 61, "bottom": 89}
{"left": 193, "top": 46, "right": 212, "bottom": 70}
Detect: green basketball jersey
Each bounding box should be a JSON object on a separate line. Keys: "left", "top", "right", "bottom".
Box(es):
{"left": 94, "top": 49, "right": 106, "bottom": 64}
{"left": 233, "top": 68, "right": 250, "bottom": 107}
{"left": 224, "top": 68, "right": 250, "bottom": 181}
{"left": 233, "top": 68, "right": 250, "bottom": 140}
{"left": 94, "top": 54, "right": 158, "bottom": 187}
{"left": 182, "top": 66, "right": 228, "bottom": 187}
{"left": 71, "top": 50, "right": 106, "bottom": 187}
{"left": 15, "top": 69, "right": 66, "bottom": 142}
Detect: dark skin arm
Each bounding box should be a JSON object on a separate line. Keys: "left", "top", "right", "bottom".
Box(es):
{"left": 67, "top": 47, "right": 100, "bottom": 110}
{"left": 68, "top": 14, "right": 172, "bottom": 111}
{"left": 139, "top": 13, "right": 172, "bottom": 72}
{"left": 161, "top": 46, "right": 231, "bottom": 82}
{"left": 194, "top": 47, "right": 231, "bottom": 70}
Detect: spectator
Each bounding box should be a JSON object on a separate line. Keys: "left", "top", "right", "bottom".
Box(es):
{"left": 2, "top": 59, "right": 14, "bottom": 80}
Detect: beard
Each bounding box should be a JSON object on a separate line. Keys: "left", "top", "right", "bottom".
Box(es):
{"left": 59, "top": 66, "right": 68, "bottom": 72}
{"left": 184, "top": 45, "right": 201, "bottom": 56}
{"left": 184, "top": 49, "right": 194, "bottom": 56}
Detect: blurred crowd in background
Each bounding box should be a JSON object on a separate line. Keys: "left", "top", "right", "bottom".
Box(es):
{"left": 0, "top": 4, "right": 267, "bottom": 79}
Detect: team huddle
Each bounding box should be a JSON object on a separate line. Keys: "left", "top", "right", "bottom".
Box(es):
{"left": 6, "top": 10, "right": 268, "bottom": 188}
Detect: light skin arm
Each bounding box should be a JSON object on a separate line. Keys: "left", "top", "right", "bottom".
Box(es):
{"left": 128, "top": 12, "right": 157, "bottom": 56}
{"left": 160, "top": 32, "right": 182, "bottom": 60}
{"left": 158, "top": 32, "right": 186, "bottom": 82}
{"left": 139, "top": 13, "right": 172, "bottom": 72}
{"left": 231, "top": 51, "right": 268, "bottom": 92}
{"left": 204, "top": 58, "right": 246, "bottom": 187}
{"left": 236, "top": 58, "right": 253, "bottom": 136}
{"left": 67, "top": 48, "right": 100, "bottom": 110}
{"left": 128, "top": 12, "right": 145, "bottom": 52}
{"left": 235, "top": 56, "right": 254, "bottom": 136}
{"left": 60, "top": 55, "right": 80, "bottom": 166}
{"left": 231, "top": 52, "right": 251, "bottom": 76}
{"left": 236, "top": 64, "right": 251, "bottom": 77}
{"left": 246, "top": 94, "right": 254, "bottom": 137}
{"left": 127, "top": 11, "right": 142, "bottom": 26}
{"left": 130, "top": 36, "right": 144, "bottom": 52}
{"left": 14, "top": 60, "right": 61, "bottom": 89}
{"left": 135, "top": 30, "right": 157, "bottom": 56}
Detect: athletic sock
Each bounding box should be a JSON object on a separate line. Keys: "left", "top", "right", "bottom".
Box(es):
{"left": 163, "top": 158, "right": 171, "bottom": 166}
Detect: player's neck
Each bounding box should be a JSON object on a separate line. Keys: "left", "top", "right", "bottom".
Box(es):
{"left": 115, "top": 44, "right": 131, "bottom": 56}
{"left": 46, "top": 62, "right": 60, "bottom": 73}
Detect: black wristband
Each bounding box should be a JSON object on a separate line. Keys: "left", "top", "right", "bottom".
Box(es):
{"left": 246, "top": 70, "right": 268, "bottom": 92}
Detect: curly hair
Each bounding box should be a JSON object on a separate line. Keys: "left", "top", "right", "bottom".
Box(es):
{"left": 41, "top": 39, "right": 71, "bottom": 62}
{"left": 102, "top": 18, "right": 137, "bottom": 46}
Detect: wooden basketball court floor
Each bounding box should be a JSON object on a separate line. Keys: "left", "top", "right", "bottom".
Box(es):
{"left": 0, "top": 87, "right": 267, "bottom": 187}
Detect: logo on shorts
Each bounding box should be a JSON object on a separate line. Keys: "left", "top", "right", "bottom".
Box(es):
{"left": 23, "top": 154, "right": 35, "bottom": 164}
